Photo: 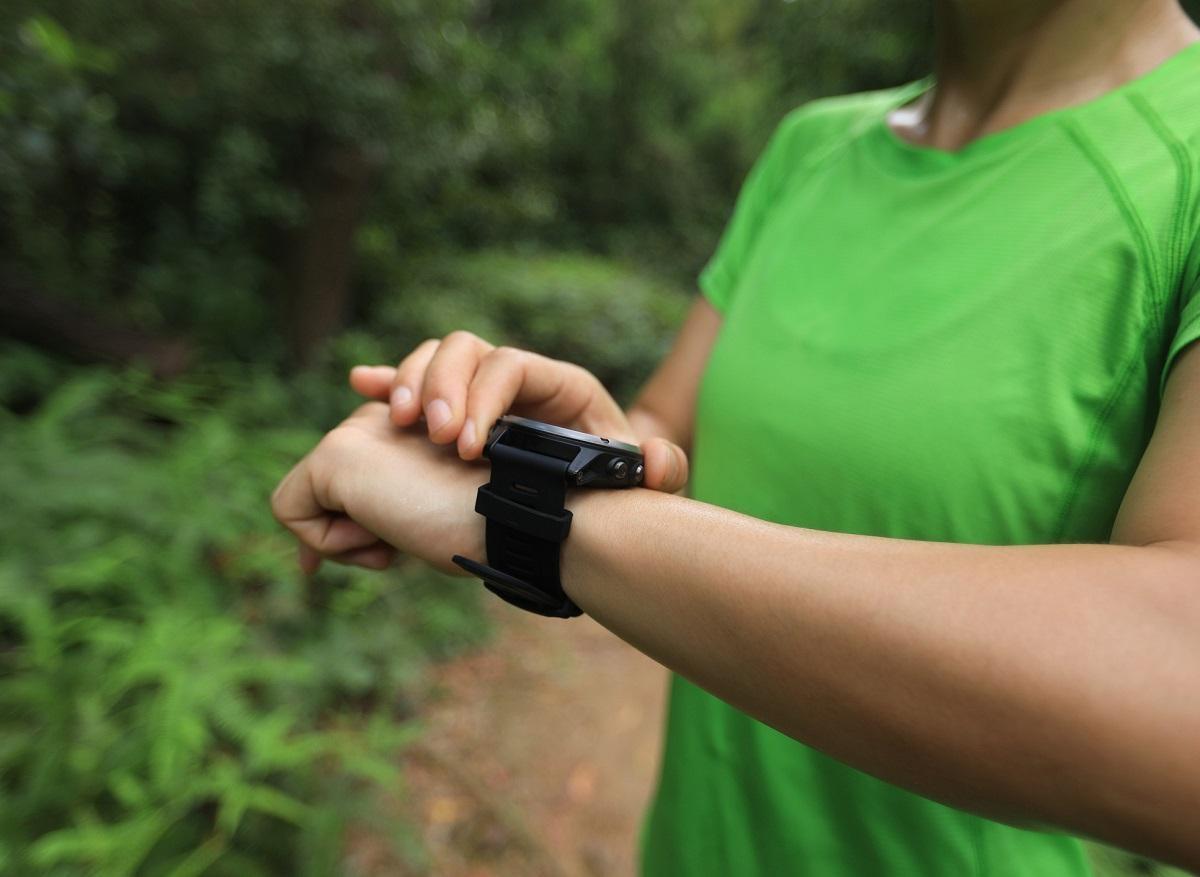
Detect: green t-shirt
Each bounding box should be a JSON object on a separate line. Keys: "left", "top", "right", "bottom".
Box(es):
{"left": 641, "top": 43, "right": 1200, "bottom": 876}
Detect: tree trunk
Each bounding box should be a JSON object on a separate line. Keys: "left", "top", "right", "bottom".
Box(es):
{"left": 0, "top": 272, "right": 193, "bottom": 378}
{"left": 284, "top": 145, "right": 374, "bottom": 365}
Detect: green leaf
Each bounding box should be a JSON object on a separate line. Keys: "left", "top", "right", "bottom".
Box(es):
{"left": 20, "top": 17, "right": 78, "bottom": 68}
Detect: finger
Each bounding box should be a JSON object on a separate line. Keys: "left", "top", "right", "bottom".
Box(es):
{"left": 299, "top": 544, "right": 323, "bottom": 575}
{"left": 459, "top": 348, "right": 605, "bottom": 460}
{"left": 286, "top": 514, "right": 378, "bottom": 558}
{"left": 299, "top": 541, "right": 396, "bottom": 573}
{"left": 389, "top": 339, "right": 441, "bottom": 426}
{"left": 331, "top": 542, "right": 396, "bottom": 570}
{"left": 640, "top": 437, "right": 690, "bottom": 493}
{"left": 272, "top": 463, "right": 379, "bottom": 554}
{"left": 319, "top": 515, "right": 382, "bottom": 554}
{"left": 421, "top": 331, "right": 493, "bottom": 444}
{"left": 349, "top": 365, "right": 397, "bottom": 400}
{"left": 272, "top": 462, "right": 328, "bottom": 548}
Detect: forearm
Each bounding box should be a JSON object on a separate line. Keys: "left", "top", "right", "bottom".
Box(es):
{"left": 561, "top": 488, "right": 1200, "bottom": 869}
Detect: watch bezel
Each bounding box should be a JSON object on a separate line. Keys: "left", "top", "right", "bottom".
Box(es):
{"left": 496, "top": 414, "right": 642, "bottom": 456}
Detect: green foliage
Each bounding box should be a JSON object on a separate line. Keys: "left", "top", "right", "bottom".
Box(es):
{"left": 7, "top": 1, "right": 1183, "bottom": 873}
{"left": 358, "top": 248, "right": 690, "bottom": 404}
{"left": 0, "top": 2, "right": 930, "bottom": 360}
{"left": 0, "top": 347, "right": 489, "bottom": 875}
{"left": 0, "top": 0, "right": 483, "bottom": 358}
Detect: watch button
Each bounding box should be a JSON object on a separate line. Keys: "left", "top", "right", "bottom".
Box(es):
{"left": 608, "top": 459, "right": 628, "bottom": 479}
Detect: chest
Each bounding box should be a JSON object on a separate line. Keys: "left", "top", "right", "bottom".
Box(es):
{"left": 695, "top": 157, "right": 1163, "bottom": 543}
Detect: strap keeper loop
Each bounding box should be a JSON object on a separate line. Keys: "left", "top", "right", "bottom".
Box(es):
{"left": 475, "top": 485, "right": 573, "bottom": 542}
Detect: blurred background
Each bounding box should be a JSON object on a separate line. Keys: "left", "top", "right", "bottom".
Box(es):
{"left": 0, "top": 1, "right": 1192, "bottom": 875}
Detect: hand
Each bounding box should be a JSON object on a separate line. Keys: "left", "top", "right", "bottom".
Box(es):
{"left": 271, "top": 403, "right": 484, "bottom": 575}
{"left": 349, "top": 331, "right": 689, "bottom": 491}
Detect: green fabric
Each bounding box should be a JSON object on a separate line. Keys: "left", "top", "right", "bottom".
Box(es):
{"left": 642, "top": 43, "right": 1200, "bottom": 877}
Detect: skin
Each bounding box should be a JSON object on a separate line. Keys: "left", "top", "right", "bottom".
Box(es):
{"left": 273, "top": 0, "right": 1200, "bottom": 869}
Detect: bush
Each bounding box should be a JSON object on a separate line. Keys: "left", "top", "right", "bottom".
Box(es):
{"left": 0, "top": 3, "right": 934, "bottom": 364}
{"left": 0, "top": 2, "right": 482, "bottom": 360}
{"left": 0, "top": 347, "right": 489, "bottom": 875}
{"left": 357, "top": 248, "right": 691, "bottom": 405}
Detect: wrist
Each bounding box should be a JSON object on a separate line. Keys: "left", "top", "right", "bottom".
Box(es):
{"left": 356, "top": 447, "right": 486, "bottom": 576}
{"left": 560, "top": 488, "right": 634, "bottom": 606}
{"left": 453, "top": 414, "right": 647, "bottom": 616}
{"left": 446, "top": 465, "right": 488, "bottom": 574}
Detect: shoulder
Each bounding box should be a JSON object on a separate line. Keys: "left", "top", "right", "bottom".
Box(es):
{"left": 1122, "top": 43, "right": 1200, "bottom": 151}
{"left": 1115, "top": 47, "right": 1200, "bottom": 305}
{"left": 778, "top": 86, "right": 915, "bottom": 138}
{"left": 1065, "top": 44, "right": 1200, "bottom": 185}
{"left": 1064, "top": 48, "right": 1200, "bottom": 307}
{"left": 759, "top": 84, "right": 918, "bottom": 175}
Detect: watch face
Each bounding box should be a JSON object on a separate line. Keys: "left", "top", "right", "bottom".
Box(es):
{"left": 490, "top": 414, "right": 644, "bottom": 487}
{"left": 497, "top": 415, "right": 642, "bottom": 455}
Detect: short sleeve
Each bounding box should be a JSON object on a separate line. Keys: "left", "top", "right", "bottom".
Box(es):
{"left": 1161, "top": 283, "right": 1200, "bottom": 394}
{"left": 698, "top": 110, "right": 809, "bottom": 314}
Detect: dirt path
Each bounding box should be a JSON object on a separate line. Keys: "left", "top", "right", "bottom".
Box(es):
{"left": 344, "top": 609, "right": 1176, "bottom": 877}
{"left": 357, "top": 606, "right": 668, "bottom": 877}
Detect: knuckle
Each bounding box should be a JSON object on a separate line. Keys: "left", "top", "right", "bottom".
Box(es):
{"left": 347, "top": 401, "right": 386, "bottom": 421}
{"left": 491, "top": 345, "right": 525, "bottom": 365}
{"left": 318, "top": 423, "right": 358, "bottom": 458}
{"left": 444, "top": 329, "right": 479, "bottom": 347}
{"left": 422, "top": 363, "right": 456, "bottom": 395}
{"left": 401, "top": 339, "right": 440, "bottom": 367}
{"left": 565, "top": 361, "right": 595, "bottom": 385}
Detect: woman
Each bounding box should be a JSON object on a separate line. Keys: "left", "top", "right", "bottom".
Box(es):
{"left": 272, "top": 0, "right": 1200, "bottom": 872}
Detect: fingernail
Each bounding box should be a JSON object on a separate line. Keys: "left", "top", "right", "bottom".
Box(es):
{"left": 391, "top": 385, "right": 412, "bottom": 406}
{"left": 426, "top": 398, "right": 451, "bottom": 432}
{"left": 461, "top": 417, "right": 476, "bottom": 451}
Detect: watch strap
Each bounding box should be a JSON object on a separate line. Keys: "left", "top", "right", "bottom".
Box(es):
{"left": 452, "top": 442, "right": 582, "bottom": 618}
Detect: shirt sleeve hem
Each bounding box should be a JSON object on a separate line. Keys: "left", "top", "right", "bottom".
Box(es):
{"left": 1160, "top": 306, "right": 1200, "bottom": 397}
{"left": 698, "top": 260, "right": 734, "bottom": 315}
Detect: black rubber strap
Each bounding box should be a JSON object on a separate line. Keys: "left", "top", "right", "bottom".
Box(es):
{"left": 452, "top": 442, "right": 581, "bottom": 618}
{"left": 475, "top": 486, "right": 572, "bottom": 542}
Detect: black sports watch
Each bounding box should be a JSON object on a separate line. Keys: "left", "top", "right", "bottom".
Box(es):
{"left": 452, "top": 414, "right": 644, "bottom": 618}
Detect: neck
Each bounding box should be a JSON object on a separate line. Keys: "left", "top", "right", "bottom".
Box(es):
{"left": 896, "top": 0, "right": 1200, "bottom": 149}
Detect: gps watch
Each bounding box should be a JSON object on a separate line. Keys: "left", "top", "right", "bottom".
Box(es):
{"left": 452, "top": 414, "right": 644, "bottom": 618}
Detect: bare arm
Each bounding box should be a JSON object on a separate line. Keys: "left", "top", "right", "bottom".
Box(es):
{"left": 626, "top": 298, "right": 723, "bottom": 452}
{"left": 282, "top": 303, "right": 1200, "bottom": 867}
{"left": 561, "top": 342, "right": 1200, "bottom": 870}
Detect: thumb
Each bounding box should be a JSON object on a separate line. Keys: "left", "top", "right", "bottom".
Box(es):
{"left": 349, "top": 365, "right": 397, "bottom": 400}
{"left": 641, "top": 437, "right": 689, "bottom": 493}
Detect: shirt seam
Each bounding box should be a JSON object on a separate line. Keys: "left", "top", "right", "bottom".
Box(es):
{"left": 1060, "top": 114, "right": 1165, "bottom": 327}
{"left": 1128, "top": 91, "right": 1194, "bottom": 319}
{"left": 972, "top": 818, "right": 987, "bottom": 877}
{"left": 1126, "top": 91, "right": 1200, "bottom": 395}
{"left": 1051, "top": 116, "right": 1163, "bottom": 542}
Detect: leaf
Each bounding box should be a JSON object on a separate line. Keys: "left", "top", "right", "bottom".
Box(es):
{"left": 20, "top": 17, "right": 77, "bottom": 68}
{"left": 162, "top": 833, "right": 230, "bottom": 877}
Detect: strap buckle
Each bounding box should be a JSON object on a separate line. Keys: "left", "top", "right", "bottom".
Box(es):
{"left": 451, "top": 555, "right": 582, "bottom": 618}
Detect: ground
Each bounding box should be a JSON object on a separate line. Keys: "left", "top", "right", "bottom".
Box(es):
{"left": 350, "top": 605, "right": 668, "bottom": 877}
{"left": 347, "top": 608, "right": 1176, "bottom": 877}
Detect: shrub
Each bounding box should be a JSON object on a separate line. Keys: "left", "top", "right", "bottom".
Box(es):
{"left": 0, "top": 348, "right": 489, "bottom": 875}
{"left": 358, "top": 248, "right": 691, "bottom": 405}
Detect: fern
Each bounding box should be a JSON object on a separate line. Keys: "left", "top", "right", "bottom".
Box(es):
{"left": 0, "top": 350, "right": 489, "bottom": 874}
